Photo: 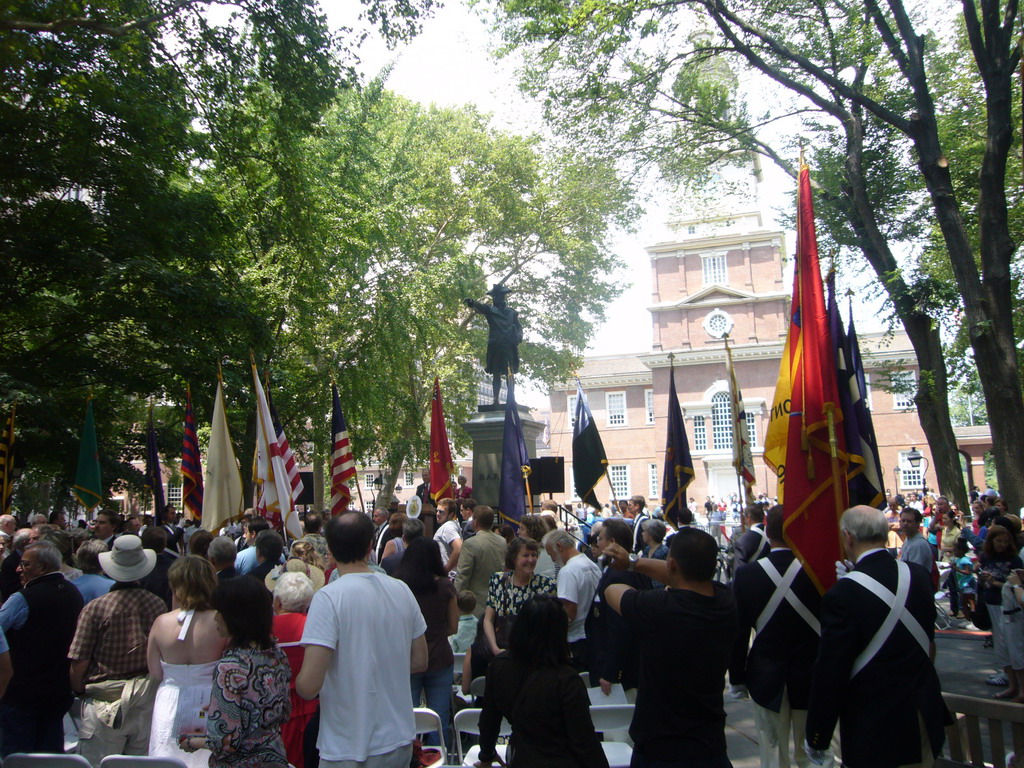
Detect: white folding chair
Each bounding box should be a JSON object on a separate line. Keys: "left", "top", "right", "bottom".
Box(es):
{"left": 453, "top": 707, "right": 511, "bottom": 766}
{"left": 587, "top": 682, "right": 628, "bottom": 706}
{"left": 468, "top": 675, "right": 487, "bottom": 699}
{"left": 101, "top": 757, "right": 189, "bottom": 768}
{"left": 413, "top": 706, "right": 448, "bottom": 764}
{"left": 5, "top": 755, "right": 92, "bottom": 768}
{"left": 589, "top": 704, "right": 635, "bottom": 768}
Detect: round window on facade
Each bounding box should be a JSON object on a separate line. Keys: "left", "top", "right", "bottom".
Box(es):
{"left": 703, "top": 308, "right": 734, "bottom": 339}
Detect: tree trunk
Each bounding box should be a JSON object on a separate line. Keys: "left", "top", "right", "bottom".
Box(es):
{"left": 903, "top": 59, "right": 1024, "bottom": 513}
{"left": 840, "top": 105, "right": 968, "bottom": 508}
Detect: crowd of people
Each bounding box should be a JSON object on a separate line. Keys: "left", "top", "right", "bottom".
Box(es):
{"left": 0, "top": 485, "right": 1011, "bottom": 767}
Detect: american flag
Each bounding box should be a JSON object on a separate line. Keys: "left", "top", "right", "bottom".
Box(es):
{"left": 330, "top": 383, "right": 356, "bottom": 515}
{"left": 267, "top": 389, "right": 304, "bottom": 505}
{"left": 181, "top": 385, "right": 204, "bottom": 519}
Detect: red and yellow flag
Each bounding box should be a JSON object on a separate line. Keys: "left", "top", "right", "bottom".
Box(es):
{"left": 764, "top": 163, "right": 849, "bottom": 594}
{"left": 429, "top": 378, "right": 455, "bottom": 503}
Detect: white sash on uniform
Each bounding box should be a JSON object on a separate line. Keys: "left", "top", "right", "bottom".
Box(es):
{"left": 845, "top": 560, "right": 930, "bottom": 678}
{"left": 755, "top": 557, "right": 821, "bottom": 636}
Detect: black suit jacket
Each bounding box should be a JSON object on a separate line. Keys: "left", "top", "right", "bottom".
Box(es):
{"left": 805, "top": 550, "right": 949, "bottom": 767}
{"left": 729, "top": 549, "right": 821, "bottom": 710}
{"left": 732, "top": 524, "right": 770, "bottom": 571}
{"left": 0, "top": 550, "right": 21, "bottom": 601}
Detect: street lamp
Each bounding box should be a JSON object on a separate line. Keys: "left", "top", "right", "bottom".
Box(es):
{"left": 371, "top": 475, "right": 383, "bottom": 509}
{"left": 893, "top": 466, "right": 901, "bottom": 495}
{"left": 906, "top": 447, "right": 929, "bottom": 495}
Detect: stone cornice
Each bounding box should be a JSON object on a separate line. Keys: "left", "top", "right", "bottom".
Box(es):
{"left": 649, "top": 291, "right": 789, "bottom": 312}
{"left": 646, "top": 230, "right": 785, "bottom": 257}
{"left": 641, "top": 342, "right": 785, "bottom": 368}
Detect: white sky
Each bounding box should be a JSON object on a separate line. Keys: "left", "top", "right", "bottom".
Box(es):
{"left": 324, "top": 0, "right": 890, "bottom": 403}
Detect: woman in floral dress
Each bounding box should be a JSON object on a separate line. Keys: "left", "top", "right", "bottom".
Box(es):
{"left": 179, "top": 575, "right": 291, "bottom": 767}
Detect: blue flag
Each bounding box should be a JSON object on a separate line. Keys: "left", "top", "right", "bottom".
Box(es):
{"left": 827, "top": 275, "right": 884, "bottom": 508}
{"left": 499, "top": 380, "right": 530, "bottom": 529}
{"left": 661, "top": 362, "right": 694, "bottom": 528}
{"left": 845, "top": 304, "right": 885, "bottom": 508}
{"left": 572, "top": 381, "right": 608, "bottom": 509}
{"left": 145, "top": 407, "right": 165, "bottom": 514}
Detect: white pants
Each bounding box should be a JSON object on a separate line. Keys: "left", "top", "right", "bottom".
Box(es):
{"left": 320, "top": 744, "right": 413, "bottom": 768}
{"left": 752, "top": 689, "right": 832, "bottom": 768}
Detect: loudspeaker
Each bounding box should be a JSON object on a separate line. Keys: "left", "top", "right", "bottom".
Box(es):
{"left": 296, "top": 471, "right": 315, "bottom": 506}
{"left": 528, "top": 457, "right": 564, "bottom": 494}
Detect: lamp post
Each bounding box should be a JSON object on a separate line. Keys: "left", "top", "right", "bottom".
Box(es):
{"left": 371, "top": 475, "right": 383, "bottom": 509}
{"left": 893, "top": 466, "right": 901, "bottom": 496}
{"left": 906, "top": 447, "right": 929, "bottom": 496}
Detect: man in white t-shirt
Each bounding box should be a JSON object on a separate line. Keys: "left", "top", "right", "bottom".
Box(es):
{"left": 544, "top": 528, "right": 601, "bottom": 671}
{"left": 297, "top": 512, "right": 428, "bottom": 768}
{"left": 433, "top": 498, "right": 463, "bottom": 577}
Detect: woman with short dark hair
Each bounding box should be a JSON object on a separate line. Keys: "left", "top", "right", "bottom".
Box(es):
{"left": 476, "top": 594, "right": 608, "bottom": 768}
{"left": 395, "top": 537, "right": 457, "bottom": 748}
{"left": 179, "top": 576, "right": 290, "bottom": 766}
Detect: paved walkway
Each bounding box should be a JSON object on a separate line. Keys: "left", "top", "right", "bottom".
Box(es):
{"left": 722, "top": 616, "right": 1000, "bottom": 766}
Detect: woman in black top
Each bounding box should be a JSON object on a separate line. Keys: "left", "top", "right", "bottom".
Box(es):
{"left": 476, "top": 594, "right": 608, "bottom": 768}
{"left": 979, "top": 524, "right": 1024, "bottom": 700}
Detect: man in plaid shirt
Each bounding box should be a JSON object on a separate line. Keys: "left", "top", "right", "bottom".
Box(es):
{"left": 68, "top": 535, "right": 165, "bottom": 767}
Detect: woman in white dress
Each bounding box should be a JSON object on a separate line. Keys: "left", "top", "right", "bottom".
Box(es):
{"left": 147, "top": 555, "right": 227, "bottom": 767}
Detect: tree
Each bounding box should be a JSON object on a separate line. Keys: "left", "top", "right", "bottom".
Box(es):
{"left": 208, "top": 84, "right": 638, "bottom": 503}
{"left": 488, "top": 0, "right": 1022, "bottom": 509}
{"left": 0, "top": 0, "right": 432, "bottom": 513}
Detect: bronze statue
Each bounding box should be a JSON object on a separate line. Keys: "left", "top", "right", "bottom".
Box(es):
{"left": 463, "top": 284, "right": 523, "bottom": 405}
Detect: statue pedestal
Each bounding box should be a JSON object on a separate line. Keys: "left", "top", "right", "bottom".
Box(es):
{"left": 463, "top": 406, "right": 546, "bottom": 509}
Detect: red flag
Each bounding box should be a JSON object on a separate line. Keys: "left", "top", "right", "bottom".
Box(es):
{"left": 771, "top": 164, "right": 849, "bottom": 594}
{"left": 429, "top": 378, "right": 455, "bottom": 503}
{"left": 330, "top": 384, "right": 356, "bottom": 515}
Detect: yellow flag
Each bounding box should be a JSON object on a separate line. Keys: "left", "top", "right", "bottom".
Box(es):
{"left": 763, "top": 313, "right": 800, "bottom": 504}
{"left": 202, "top": 377, "right": 243, "bottom": 532}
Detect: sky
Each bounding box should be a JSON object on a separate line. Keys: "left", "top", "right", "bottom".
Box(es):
{"left": 324, "top": 0, "right": 891, "bottom": 402}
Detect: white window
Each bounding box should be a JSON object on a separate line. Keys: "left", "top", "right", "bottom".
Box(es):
{"left": 609, "top": 464, "right": 630, "bottom": 498}
{"left": 746, "top": 411, "right": 758, "bottom": 449}
{"left": 364, "top": 474, "right": 374, "bottom": 490}
{"left": 405, "top": 471, "right": 414, "bottom": 486}
{"left": 687, "top": 225, "right": 697, "bottom": 235}
{"left": 702, "top": 253, "right": 727, "bottom": 286}
{"left": 693, "top": 416, "right": 707, "bottom": 452}
{"left": 568, "top": 394, "right": 578, "bottom": 430}
{"left": 166, "top": 484, "right": 182, "bottom": 506}
{"left": 897, "top": 451, "right": 923, "bottom": 490}
{"left": 606, "top": 391, "right": 627, "bottom": 427}
{"left": 648, "top": 463, "right": 659, "bottom": 499}
{"left": 711, "top": 392, "right": 733, "bottom": 450}
{"left": 645, "top": 389, "right": 655, "bottom": 425}
{"left": 891, "top": 371, "right": 916, "bottom": 410}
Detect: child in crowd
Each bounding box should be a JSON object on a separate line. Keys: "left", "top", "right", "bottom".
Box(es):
{"left": 953, "top": 539, "right": 977, "bottom": 620}
{"left": 450, "top": 590, "right": 478, "bottom": 653}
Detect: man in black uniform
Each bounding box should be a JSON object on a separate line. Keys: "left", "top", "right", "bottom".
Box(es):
{"left": 464, "top": 284, "right": 523, "bottom": 405}
{"left": 732, "top": 504, "right": 771, "bottom": 573}
{"left": 804, "top": 505, "right": 949, "bottom": 767}
{"left": 730, "top": 506, "right": 827, "bottom": 766}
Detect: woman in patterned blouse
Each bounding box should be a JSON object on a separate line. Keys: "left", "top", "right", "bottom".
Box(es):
{"left": 481, "top": 537, "right": 557, "bottom": 657}
{"left": 180, "top": 576, "right": 291, "bottom": 767}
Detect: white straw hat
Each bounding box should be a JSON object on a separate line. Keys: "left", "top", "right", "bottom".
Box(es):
{"left": 98, "top": 535, "right": 157, "bottom": 582}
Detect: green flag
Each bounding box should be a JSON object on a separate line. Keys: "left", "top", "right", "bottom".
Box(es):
{"left": 73, "top": 398, "right": 102, "bottom": 512}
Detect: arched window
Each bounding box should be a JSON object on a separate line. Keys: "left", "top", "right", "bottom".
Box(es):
{"left": 711, "top": 392, "right": 732, "bottom": 450}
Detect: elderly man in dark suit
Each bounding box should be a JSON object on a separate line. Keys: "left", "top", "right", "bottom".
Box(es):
{"left": 804, "top": 505, "right": 949, "bottom": 767}
{"left": 730, "top": 506, "right": 827, "bottom": 767}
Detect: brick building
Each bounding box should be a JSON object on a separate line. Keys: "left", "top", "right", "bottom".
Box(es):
{"left": 546, "top": 208, "right": 977, "bottom": 508}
